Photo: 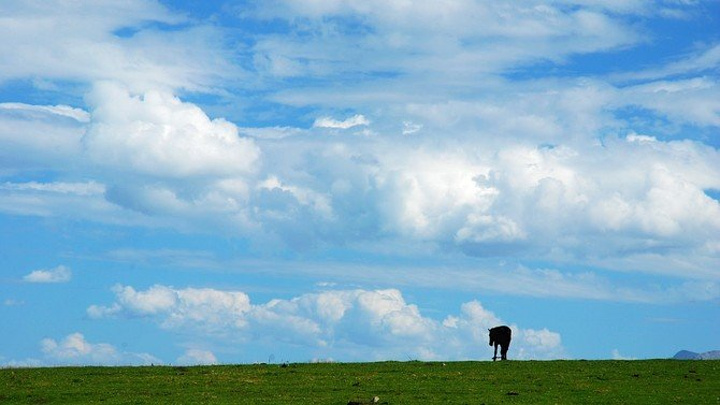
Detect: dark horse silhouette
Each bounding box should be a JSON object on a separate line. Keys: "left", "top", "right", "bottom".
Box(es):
{"left": 489, "top": 325, "right": 512, "bottom": 361}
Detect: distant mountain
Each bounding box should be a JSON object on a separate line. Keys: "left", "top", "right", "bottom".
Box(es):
{"left": 673, "top": 350, "right": 699, "bottom": 360}
{"left": 698, "top": 351, "right": 720, "bottom": 360}
{"left": 673, "top": 350, "right": 720, "bottom": 360}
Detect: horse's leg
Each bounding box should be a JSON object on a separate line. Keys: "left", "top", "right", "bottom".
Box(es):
{"left": 501, "top": 344, "right": 508, "bottom": 360}
{"left": 493, "top": 343, "right": 498, "bottom": 361}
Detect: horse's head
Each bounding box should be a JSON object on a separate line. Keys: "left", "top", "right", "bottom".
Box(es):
{"left": 488, "top": 328, "right": 493, "bottom": 346}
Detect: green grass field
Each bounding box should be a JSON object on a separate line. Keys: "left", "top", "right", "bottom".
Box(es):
{"left": 2, "top": 360, "right": 718, "bottom": 404}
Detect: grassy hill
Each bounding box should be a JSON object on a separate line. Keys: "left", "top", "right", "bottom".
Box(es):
{"left": 2, "top": 360, "right": 718, "bottom": 404}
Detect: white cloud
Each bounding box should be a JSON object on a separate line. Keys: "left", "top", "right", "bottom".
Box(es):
{"left": 611, "top": 348, "right": 636, "bottom": 360}
{"left": 1, "top": 181, "right": 104, "bottom": 196}
{"left": 3, "top": 299, "right": 24, "bottom": 307}
{"left": 620, "top": 78, "right": 720, "bottom": 127}
{"left": 615, "top": 42, "right": 720, "bottom": 82}
{"left": 41, "top": 332, "right": 160, "bottom": 366}
{"left": 0, "top": 85, "right": 262, "bottom": 229}
{"left": 374, "top": 149, "right": 498, "bottom": 240}
{"left": 3, "top": 79, "right": 718, "bottom": 281}
{"left": 0, "top": 0, "right": 236, "bottom": 93}
{"left": 402, "top": 121, "right": 423, "bottom": 135}
{"left": 7, "top": 82, "right": 263, "bottom": 230}
{"left": 0, "top": 101, "right": 86, "bottom": 167}
{"left": 240, "top": 126, "right": 307, "bottom": 140}
{"left": 0, "top": 102, "right": 90, "bottom": 122}
{"left": 0, "top": 180, "right": 161, "bottom": 227}
{"left": 23, "top": 265, "right": 72, "bottom": 283}
{"left": 523, "top": 328, "right": 562, "bottom": 347}
{"left": 250, "top": 0, "right": 641, "bottom": 87}
{"left": 88, "top": 285, "right": 252, "bottom": 336}
{"left": 89, "top": 285, "right": 566, "bottom": 361}
{"left": 357, "top": 132, "right": 719, "bottom": 270}
{"left": 41, "top": 333, "right": 117, "bottom": 362}
{"left": 258, "top": 176, "right": 334, "bottom": 219}
{"left": 1, "top": 358, "right": 43, "bottom": 368}
{"left": 177, "top": 349, "right": 217, "bottom": 365}
{"left": 84, "top": 82, "right": 260, "bottom": 178}
{"left": 313, "top": 114, "right": 370, "bottom": 129}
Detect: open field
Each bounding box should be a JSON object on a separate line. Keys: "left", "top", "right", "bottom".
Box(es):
{"left": 2, "top": 360, "right": 718, "bottom": 404}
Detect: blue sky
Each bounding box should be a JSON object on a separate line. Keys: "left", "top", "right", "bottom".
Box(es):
{"left": 1, "top": 0, "right": 719, "bottom": 366}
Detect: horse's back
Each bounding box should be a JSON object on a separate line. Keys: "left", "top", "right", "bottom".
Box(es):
{"left": 490, "top": 325, "right": 512, "bottom": 340}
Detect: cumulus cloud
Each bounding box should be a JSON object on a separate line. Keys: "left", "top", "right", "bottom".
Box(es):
{"left": 88, "top": 284, "right": 252, "bottom": 337}
{"left": 3, "top": 80, "right": 718, "bottom": 283}
{"left": 41, "top": 333, "right": 117, "bottom": 363}
{"left": 89, "top": 285, "right": 566, "bottom": 361}
{"left": 0, "top": 83, "right": 262, "bottom": 229}
{"left": 342, "top": 133, "right": 719, "bottom": 268}
{"left": 84, "top": 82, "right": 260, "bottom": 178}
{"left": 233, "top": 112, "right": 719, "bottom": 280}
{"left": 41, "top": 333, "right": 160, "bottom": 366}
{"left": 177, "top": 349, "right": 218, "bottom": 365}
{"left": 373, "top": 150, "right": 498, "bottom": 240}
{"left": 23, "top": 265, "right": 72, "bottom": 283}
{"left": 0, "top": 81, "right": 263, "bottom": 230}
{"left": 258, "top": 176, "right": 334, "bottom": 220}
